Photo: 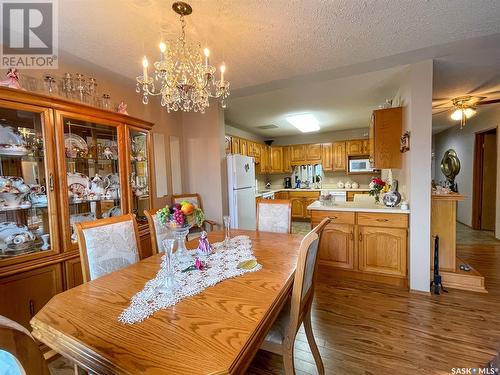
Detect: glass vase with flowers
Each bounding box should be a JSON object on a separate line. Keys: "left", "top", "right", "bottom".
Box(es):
{"left": 369, "top": 177, "right": 388, "bottom": 203}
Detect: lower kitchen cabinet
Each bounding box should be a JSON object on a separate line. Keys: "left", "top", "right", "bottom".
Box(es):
{"left": 291, "top": 197, "right": 305, "bottom": 219}
{"left": 0, "top": 265, "right": 63, "bottom": 329}
{"left": 358, "top": 226, "right": 407, "bottom": 277}
{"left": 319, "top": 223, "right": 355, "bottom": 269}
{"left": 289, "top": 192, "right": 320, "bottom": 219}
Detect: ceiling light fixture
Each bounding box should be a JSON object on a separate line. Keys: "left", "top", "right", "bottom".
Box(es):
{"left": 136, "top": 1, "right": 230, "bottom": 113}
{"left": 450, "top": 96, "right": 477, "bottom": 128}
{"left": 286, "top": 114, "right": 320, "bottom": 133}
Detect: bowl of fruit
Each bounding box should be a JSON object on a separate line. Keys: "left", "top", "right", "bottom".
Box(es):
{"left": 156, "top": 201, "right": 205, "bottom": 231}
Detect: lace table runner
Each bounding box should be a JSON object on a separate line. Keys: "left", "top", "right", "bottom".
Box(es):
{"left": 119, "top": 235, "right": 262, "bottom": 324}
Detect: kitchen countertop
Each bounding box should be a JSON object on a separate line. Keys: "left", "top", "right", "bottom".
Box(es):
{"left": 255, "top": 188, "right": 370, "bottom": 198}
{"left": 307, "top": 200, "right": 410, "bottom": 214}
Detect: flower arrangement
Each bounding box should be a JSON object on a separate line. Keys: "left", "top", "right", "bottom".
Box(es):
{"left": 157, "top": 201, "right": 205, "bottom": 229}
{"left": 369, "top": 178, "right": 388, "bottom": 203}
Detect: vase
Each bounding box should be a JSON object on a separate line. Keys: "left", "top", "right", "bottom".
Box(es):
{"left": 158, "top": 238, "right": 175, "bottom": 294}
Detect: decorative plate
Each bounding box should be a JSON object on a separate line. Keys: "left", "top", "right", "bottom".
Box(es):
{"left": 64, "top": 133, "right": 88, "bottom": 158}
{"left": 67, "top": 172, "right": 89, "bottom": 189}
{"left": 0, "top": 125, "right": 28, "bottom": 156}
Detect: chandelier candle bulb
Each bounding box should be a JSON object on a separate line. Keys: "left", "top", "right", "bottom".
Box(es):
{"left": 204, "top": 48, "right": 210, "bottom": 68}
{"left": 220, "top": 64, "right": 226, "bottom": 84}
{"left": 159, "top": 42, "right": 167, "bottom": 60}
{"left": 142, "top": 57, "right": 149, "bottom": 81}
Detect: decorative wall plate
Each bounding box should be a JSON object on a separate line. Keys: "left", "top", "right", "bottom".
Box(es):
{"left": 64, "top": 133, "right": 88, "bottom": 157}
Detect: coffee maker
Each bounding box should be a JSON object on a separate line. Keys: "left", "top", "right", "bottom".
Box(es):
{"left": 283, "top": 177, "right": 292, "bottom": 189}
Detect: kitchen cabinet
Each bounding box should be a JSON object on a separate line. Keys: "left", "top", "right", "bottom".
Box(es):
{"left": 370, "top": 107, "right": 402, "bottom": 169}
{"left": 310, "top": 209, "right": 408, "bottom": 285}
{"left": 0, "top": 264, "right": 62, "bottom": 329}
{"left": 231, "top": 137, "right": 240, "bottom": 154}
{"left": 346, "top": 139, "right": 370, "bottom": 155}
{"left": 289, "top": 191, "right": 320, "bottom": 219}
{"left": 258, "top": 144, "right": 270, "bottom": 174}
{"left": 274, "top": 191, "right": 289, "bottom": 200}
{"left": 282, "top": 146, "right": 291, "bottom": 173}
{"left": 333, "top": 141, "right": 346, "bottom": 171}
{"left": 290, "top": 145, "right": 306, "bottom": 163}
{"left": 270, "top": 147, "right": 283, "bottom": 173}
{"left": 321, "top": 143, "right": 333, "bottom": 171}
{"left": 346, "top": 191, "right": 370, "bottom": 202}
{"left": 306, "top": 144, "right": 322, "bottom": 162}
{"left": 358, "top": 226, "right": 407, "bottom": 277}
{"left": 239, "top": 139, "right": 248, "bottom": 156}
{"left": 318, "top": 223, "right": 355, "bottom": 269}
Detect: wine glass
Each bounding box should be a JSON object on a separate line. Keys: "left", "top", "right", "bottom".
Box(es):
{"left": 223, "top": 215, "right": 231, "bottom": 249}
{"left": 158, "top": 238, "right": 175, "bottom": 294}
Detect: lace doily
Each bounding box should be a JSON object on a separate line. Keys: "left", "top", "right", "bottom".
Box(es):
{"left": 119, "top": 235, "right": 262, "bottom": 324}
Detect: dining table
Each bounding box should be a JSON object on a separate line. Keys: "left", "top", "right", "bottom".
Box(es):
{"left": 30, "top": 230, "right": 304, "bottom": 375}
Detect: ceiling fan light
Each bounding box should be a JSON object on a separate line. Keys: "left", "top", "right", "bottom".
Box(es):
{"left": 464, "top": 107, "right": 476, "bottom": 119}
{"left": 450, "top": 109, "right": 463, "bottom": 121}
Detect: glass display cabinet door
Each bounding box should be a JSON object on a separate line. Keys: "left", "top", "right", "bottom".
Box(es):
{"left": 0, "top": 101, "right": 58, "bottom": 263}
{"left": 56, "top": 112, "right": 126, "bottom": 251}
{"left": 127, "top": 128, "right": 151, "bottom": 220}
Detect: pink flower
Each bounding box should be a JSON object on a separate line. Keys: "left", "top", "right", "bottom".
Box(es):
{"left": 195, "top": 257, "right": 205, "bottom": 271}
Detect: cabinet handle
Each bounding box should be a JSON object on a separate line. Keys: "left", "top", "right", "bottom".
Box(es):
{"left": 49, "top": 173, "right": 54, "bottom": 191}
{"left": 376, "top": 218, "right": 389, "bottom": 222}
{"left": 29, "top": 300, "right": 35, "bottom": 317}
{"left": 359, "top": 233, "right": 362, "bottom": 242}
{"left": 350, "top": 232, "right": 354, "bottom": 241}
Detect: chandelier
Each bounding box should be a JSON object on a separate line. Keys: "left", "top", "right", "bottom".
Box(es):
{"left": 136, "top": 2, "right": 230, "bottom": 113}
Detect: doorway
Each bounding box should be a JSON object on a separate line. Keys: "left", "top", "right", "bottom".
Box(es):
{"left": 472, "top": 128, "right": 497, "bottom": 230}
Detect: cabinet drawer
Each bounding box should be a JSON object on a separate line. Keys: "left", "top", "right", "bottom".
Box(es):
{"left": 0, "top": 264, "right": 62, "bottom": 329}
{"left": 311, "top": 210, "right": 355, "bottom": 225}
{"left": 289, "top": 191, "right": 320, "bottom": 198}
{"left": 357, "top": 213, "right": 408, "bottom": 228}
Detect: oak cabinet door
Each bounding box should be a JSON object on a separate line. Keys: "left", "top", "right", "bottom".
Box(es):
{"left": 371, "top": 107, "right": 402, "bottom": 169}
{"left": 321, "top": 143, "right": 333, "bottom": 171}
{"left": 270, "top": 147, "right": 283, "bottom": 173}
{"left": 290, "top": 145, "right": 306, "bottom": 162}
{"left": 306, "top": 143, "right": 322, "bottom": 161}
{"left": 239, "top": 139, "right": 248, "bottom": 156}
{"left": 259, "top": 145, "right": 270, "bottom": 173}
{"left": 64, "top": 258, "right": 83, "bottom": 289}
{"left": 361, "top": 139, "right": 370, "bottom": 155}
{"left": 224, "top": 136, "right": 232, "bottom": 154}
{"left": 282, "top": 146, "right": 291, "bottom": 173}
{"left": 231, "top": 137, "right": 240, "bottom": 154}
{"left": 319, "top": 224, "right": 355, "bottom": 269}
{"left": 0, "top": 265, "right": 63, "bottom": 329}
{"left": 333, "top": 142, "right": 346, "bottom": 171}
{"left": 304, "top": 197, "right": 317, "bottom": 219}
{"left": 346, "top": 140, "right": 364, "bottom": 155}
{"left": 290, "top": 198, "right": 304, "bottom": 218}
{"left": 358, "top": 226, "right": 407, "bottom": 277}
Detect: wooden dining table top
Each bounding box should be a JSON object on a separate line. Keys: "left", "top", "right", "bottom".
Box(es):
{"left": 30, "top": 230, "right": 303, "bottom": 375}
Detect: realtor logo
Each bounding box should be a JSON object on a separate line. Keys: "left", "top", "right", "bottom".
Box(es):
{"left": 1, "top": 0, "right": 58, "bottom": 68}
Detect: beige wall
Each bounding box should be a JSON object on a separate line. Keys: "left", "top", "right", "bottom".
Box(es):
{"left": 182, "top": 105, "right": 227, "bottom": 222}
{"left": 3, "top": 53, "right": 183, "bottom": 208}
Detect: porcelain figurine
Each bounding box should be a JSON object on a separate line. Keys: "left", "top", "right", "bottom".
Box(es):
{"left": 117, "top": 101, "right": 129, "bottom": 115}
{"left": 197, "top": 231, "right": 212, "bottom": 256}
{"left": 0, "top": 68, "right": 24, "bottom": 90}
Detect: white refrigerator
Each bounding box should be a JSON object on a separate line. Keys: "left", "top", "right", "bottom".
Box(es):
{"left": 227, "top": 154, "right": 256, "bottom": 230}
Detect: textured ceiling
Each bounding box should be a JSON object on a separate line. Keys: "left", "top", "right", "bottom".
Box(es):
{"left": 58, "top": 0, "right": 500, "bottom": 90}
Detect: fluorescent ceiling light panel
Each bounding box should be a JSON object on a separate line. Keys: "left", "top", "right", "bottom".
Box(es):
{"left": 286, "top": 114, "right": 320, "bottom": 133}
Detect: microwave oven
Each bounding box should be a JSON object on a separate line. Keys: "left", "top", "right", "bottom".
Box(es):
{"left": 348, "top": 158, "right": 373, "bottom": 173}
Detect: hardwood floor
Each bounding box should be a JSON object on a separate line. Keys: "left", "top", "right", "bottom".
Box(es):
{"left": 248, "top": 241, "right": 500, "bottom": 374}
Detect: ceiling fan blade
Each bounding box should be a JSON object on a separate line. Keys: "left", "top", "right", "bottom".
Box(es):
{"left": 432, "top": 108, "right": 450, "bottom": 116}
{"left": 477, "top": 98, "right": 500, "bottom": 105}
{"left": 467, "top": 77, "right": 500, "bottom": 95}
{"left": 432, "top": 102, "right": 451, "bottom": 109}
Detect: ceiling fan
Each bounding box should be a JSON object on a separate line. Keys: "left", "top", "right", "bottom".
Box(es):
{"left": 432, "top": 92, "right": 500, "bottom": 129}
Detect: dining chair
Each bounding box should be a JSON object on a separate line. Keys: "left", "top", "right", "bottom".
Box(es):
{"left": 75, "top": 214, "right": 141, "bottom": 282}
{"left": 256, "top": 199, "right": 292, "bottom": 233}
{"left": 260, "top": 217, "right": 331, "bottom": 375}
{"left": 0, "top": 315, "right": 50, "bottom": 375}
{"left": 144, "top": 208, "right": 170, "bottom": 255}
{"left": 171, "top": 193, "right": 219, "bottom": 236}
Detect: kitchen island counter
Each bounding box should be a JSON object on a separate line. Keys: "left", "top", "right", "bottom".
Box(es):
{"left": 307, "top": 200, "right": 410, "bottom": 214}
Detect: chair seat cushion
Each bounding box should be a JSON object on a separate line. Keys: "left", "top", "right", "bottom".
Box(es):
{"left": 264, "top": 299, "right": 291, "bottom": 345}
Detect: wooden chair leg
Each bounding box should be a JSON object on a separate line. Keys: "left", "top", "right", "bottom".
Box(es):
{"left": 303, "top": 310, "right": 324, "bottom": 375}
{"left": 282, "top": 336, "right": 296, "bottom": 375}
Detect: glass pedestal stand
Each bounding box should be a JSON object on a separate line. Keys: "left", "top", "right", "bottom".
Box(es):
{"left": 170, "top": 226, "right": 192, "bottom": 266}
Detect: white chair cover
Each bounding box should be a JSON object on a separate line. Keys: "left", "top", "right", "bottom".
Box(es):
{"left": 257, "top": 202, "right": 290, "bottom": 233}
{"left": 82, "top": 220, "right": 139, "bottom": 280}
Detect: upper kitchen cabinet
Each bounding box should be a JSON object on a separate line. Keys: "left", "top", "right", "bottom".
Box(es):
{"left": 321, "top": 143, "right": 333, "bottom": 171}
{"left": 270, "top": 147, "right": 283, "bottom": 173}
{"left": 346, "top": 139, "right": 370, "bottom": 156}
{"left": 370, "top": 107, "right": 402, "bottom": 169}
{"left": 224, "top": 136, "right": 232, "bottom": 154}
{"left": 306, "top": 143, "right": 322, "bottom": 162}
{"left": 290, "top": 143, "right": 322, "bottom": 165}
{"left": 230, "top": 137, "right": 240, "bottom": 154}
{"left": 333, "top": 141, "right": 346, "bottom": 171}
{"left": 290, "top": 145, "right": 306, "bottom": 164}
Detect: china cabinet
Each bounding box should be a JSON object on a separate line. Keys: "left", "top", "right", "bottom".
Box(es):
{"left": 0, "top": 87, "right": 153, "bottom": 327}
